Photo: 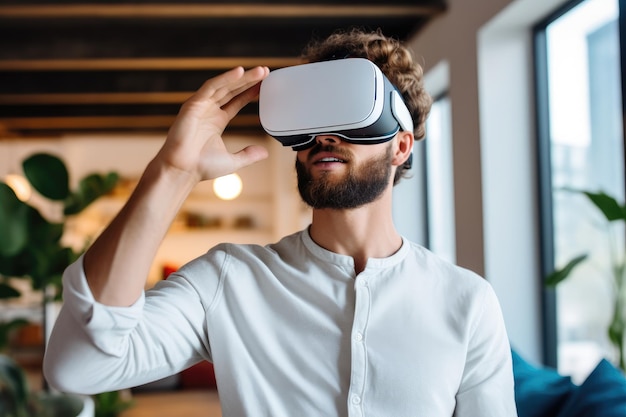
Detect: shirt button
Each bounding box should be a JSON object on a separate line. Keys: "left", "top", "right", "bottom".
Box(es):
{"left": 352, "top": 395, "right": 361, "bottom": 405}
{"left": 360, "top": 279, "right": 368, "bottom": 286}
{"left": 355, "top": 332, "right": 363, "bottom": 342}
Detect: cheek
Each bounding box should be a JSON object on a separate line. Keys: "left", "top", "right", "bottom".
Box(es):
{"left": 360, "top": 146, "right": 389, "bottom": 162}
{"left": 295, "top": 151, "right": 308, "bottom": 164}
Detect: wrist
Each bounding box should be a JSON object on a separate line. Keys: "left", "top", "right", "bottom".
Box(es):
{"left": 144, "top": 157, "right": 200, "bottom": 194}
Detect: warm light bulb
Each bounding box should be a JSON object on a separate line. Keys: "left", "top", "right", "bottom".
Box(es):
{"left": 5, "top": 174, "right": 32, "bottom": 201}
{"left": 213, "top": 173, "right": 243, "bottom": 200}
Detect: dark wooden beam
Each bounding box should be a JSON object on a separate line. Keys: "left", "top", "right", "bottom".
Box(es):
{"left": 0, "top": 4, "right": 444, "bottom": 19}
{"left": 0, "top": 1, "right": 447, "bottom": 136}
{"left": 0, "top": 57, "right": 301, "bottom": 71}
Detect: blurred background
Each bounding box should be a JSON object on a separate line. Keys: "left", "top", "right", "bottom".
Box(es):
{"left": 0, "top": 0, "right": 625, "bottom": 414}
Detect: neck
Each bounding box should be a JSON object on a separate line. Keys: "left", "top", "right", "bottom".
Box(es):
{"left": 308, "top": 189, "right": 401, "bottom": 275}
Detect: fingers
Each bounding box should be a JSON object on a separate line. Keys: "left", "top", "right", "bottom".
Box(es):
{"left": 196, "top": 66, "right": 269, "bottom": 108}
{"left": 176, "top": 65, "right": 268, "bottom": 131}
{"left": 221, "top": 81, "right": 263, "bottom": 120}
{"left": 162, "top": 66, "right": 270, "bottom": 177}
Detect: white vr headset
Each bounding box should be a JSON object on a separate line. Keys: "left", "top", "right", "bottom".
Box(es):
{"left": 258, "top": 58, "right": 414, "bottom": 152}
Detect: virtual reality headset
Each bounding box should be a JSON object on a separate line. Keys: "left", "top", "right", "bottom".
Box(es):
{"left": 258, "top": 58, "right": 414, "bottom": 151}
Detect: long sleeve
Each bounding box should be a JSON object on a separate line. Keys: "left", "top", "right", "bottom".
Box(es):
{"left": 43, "top": 255, "right": 212, "bottom": 394}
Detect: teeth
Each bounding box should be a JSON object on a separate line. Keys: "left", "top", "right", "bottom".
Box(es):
{"left": 319, "top": 157, "right": 344, "bottom": 162}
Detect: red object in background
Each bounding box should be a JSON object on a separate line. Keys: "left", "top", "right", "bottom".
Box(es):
{"left": 180, "top": 361, "right": 218, "bottom": 389}
{"left": 162, "top": 264, "right": 178, "bottom": 280}
{"left": 161, "top": 264, "right": 218, "bottom": 390}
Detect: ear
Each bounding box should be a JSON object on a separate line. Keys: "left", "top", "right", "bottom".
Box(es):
{"left": 392, "top": 131, "right": 414, "bottom": 167}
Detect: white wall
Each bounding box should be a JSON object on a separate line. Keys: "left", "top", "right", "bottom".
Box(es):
{"left": 401, "top": 0, "right": 571, "bottom": 362}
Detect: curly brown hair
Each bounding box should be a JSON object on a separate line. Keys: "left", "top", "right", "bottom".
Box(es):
{"left": 300, "top": 28, "right": 433, "bottom": 183}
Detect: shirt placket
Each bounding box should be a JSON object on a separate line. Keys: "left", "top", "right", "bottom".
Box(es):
{"left": 348, "top": 274, "right": 371, "bottom": 417}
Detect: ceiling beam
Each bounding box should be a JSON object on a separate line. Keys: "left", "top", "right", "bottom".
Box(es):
{"left": 0, "top": 114, "right": 261, "bottom": 131}
{"left": 0, "top": 4, "right": 444, "bottom": 19}
{"left": 0, "top": 92, "right": 195, "bottom": 105}
{"left": 0, "top": 57, "right": 301, "bottom": 71}
{"left": 0, "top": 1, "right": 445, "bottom": 137}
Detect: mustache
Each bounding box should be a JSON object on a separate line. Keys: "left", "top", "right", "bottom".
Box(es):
{"left": 307, "top": 143, "right": 352, "bottom": 162}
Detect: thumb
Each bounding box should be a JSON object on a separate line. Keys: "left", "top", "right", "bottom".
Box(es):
{"left": 232, "top": 145, "right": 269, "bottom": 170}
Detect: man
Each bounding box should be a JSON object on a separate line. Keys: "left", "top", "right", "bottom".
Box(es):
{"left": 44, "top": 29, "right": 518, "bottom": 416}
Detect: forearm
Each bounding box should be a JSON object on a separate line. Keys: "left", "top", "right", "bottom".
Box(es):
{"left": 84, "top": 159, "right": 197, "bottom": 306}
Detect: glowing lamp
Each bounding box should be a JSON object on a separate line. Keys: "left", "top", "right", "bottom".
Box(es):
{"left": 213, "top": 173, "right": 243, "bottom": 201}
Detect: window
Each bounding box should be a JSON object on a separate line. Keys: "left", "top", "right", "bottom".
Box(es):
{"left": 424, "top": 94, "right": 456, "bottom": 264}
{"left": 535, "top": 0, "right": 624, "bottom": 381}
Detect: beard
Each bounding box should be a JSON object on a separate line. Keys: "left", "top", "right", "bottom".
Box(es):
{"left": 296, "top": 143, "right": 393, "bottom": 209}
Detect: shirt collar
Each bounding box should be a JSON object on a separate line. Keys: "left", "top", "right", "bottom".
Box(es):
{"left": 300, "top": 227, "right": 411, "bottom": 271}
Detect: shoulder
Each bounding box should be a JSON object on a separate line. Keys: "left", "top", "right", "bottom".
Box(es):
{"left": 400, "top": 241, "right": 499, "bottom": 324}
{"left": 404, "top": 240, "right": 490, "bottom": 291}
{"left": 161, "top": 230, "right": 308, "bottom": 309}
{"left": 174, "top": 229, "right": 307, "bottom": 281}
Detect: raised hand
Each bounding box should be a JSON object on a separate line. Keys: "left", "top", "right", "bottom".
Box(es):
{"left": 80, "top": 66, "right": 271, "bottom": 305}
{"left": 156, "top": 65, "right": 270, "bottom": 184}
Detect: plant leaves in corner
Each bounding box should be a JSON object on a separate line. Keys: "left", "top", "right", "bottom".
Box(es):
{"left": 0, "top": 283, "right": 21, "bottom": 299}
{"left": 545, "top": 254, "right": 589, "bottom": 287}
{"left": 64, "top": 172, "right": 119, "bottom": 215}
{"left": 22, "top": 153, "right": 70, "bottom": 201}
{"left": 0, "top": 183, "right": 29, "bottom": 257}
{"left": 582, "top": 190, "right": 626, "bottom": 222}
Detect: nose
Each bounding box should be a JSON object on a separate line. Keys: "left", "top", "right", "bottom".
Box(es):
{"left": 314, "top": 135, "right": 340, "bottom": 145}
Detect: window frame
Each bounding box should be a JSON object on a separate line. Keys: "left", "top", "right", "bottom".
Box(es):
{"left": 533, "top": 0, "right": 626, "bottom": 368}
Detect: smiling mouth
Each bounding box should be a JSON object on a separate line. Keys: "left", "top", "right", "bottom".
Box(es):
{"left": 315, "top": 157, "right": 346, "bottom": 164}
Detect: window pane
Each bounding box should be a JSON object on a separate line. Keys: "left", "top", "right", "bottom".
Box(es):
{"left": 545, "top": 0, "right": 623, "bottom": 382}
{"left": 425, "top": 95, "right": 456, "bottom": 264}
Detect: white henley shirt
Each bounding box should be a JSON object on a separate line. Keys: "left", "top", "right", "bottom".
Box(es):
{"left": 44, "top": 228, "right": 518, "bottom": 417}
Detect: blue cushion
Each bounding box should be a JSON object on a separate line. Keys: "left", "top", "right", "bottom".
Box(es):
{"left": 512, "top": 349, "right": 576, "bottom": 417}
{"left": 556, "top": 358, "right": 626, "bottom": 417}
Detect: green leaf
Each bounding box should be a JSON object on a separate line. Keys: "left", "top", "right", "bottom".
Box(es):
{"left": 608, "top": 315, "right": 624, "bottom": 348}
{"left": 0, "top": 251, "right": 32, "bottom": 278}
{"left": 0, "top": 183, "right": 30, "bottom": 257}
{"left": 0, "top": 185, "right": 63, "bottom": 274}
{"left": 0, "top": 354, "right": 30, "bottom": 411}
{"left": 62, "top": 193, "right": 82, "bottom": 216}
{"left": 0, "top": 283, "right": 21, "bottom": 299}
{"left": 64, "top": 172, "right": 118, "bottom": 215}
{"left": 103, "top": 172, "right": 120, "bottom": 191}
{"left": 582, "top": 190, "right": 626, "bottom": 222}
{"left": 545, "top": 254, "right": 589, "bottom": 287}
{"left": 37, "top": 392, "right": 85, "bottom": 417}
{"left": 22, "top": 153, "right": 70, "bottom": 201}
{"left": 93, "top": 390, "right": 134, "bottom": 417}
{"left": 21, "top": 243, "right": 75, "bottom": 291}
{"left": 23, "top": 247, "right": 49, "bottom": 289}
{"left": 0, "top": 204, "right": 65, "bottom": 281}
{"left": 26, "top": 207, "right": 63, "bottom": 246}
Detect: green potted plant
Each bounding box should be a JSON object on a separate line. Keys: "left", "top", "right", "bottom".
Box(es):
{"left": 545, "top": 189, "right": 626, "bottom": 372}
{"left": 0, "top": 353, "right": 89, "bottom": 417}
{"left": 0, "top": 152, "right": 119, "bottom": 303}
{"left": 0, "top": 152, "right": 132, "bottom": 416}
